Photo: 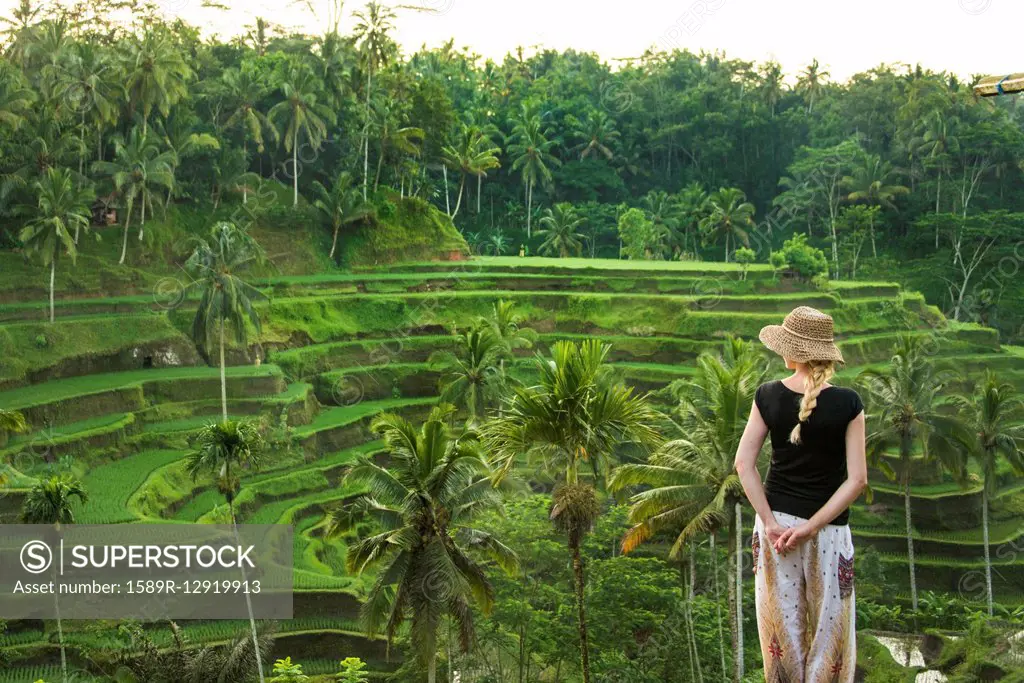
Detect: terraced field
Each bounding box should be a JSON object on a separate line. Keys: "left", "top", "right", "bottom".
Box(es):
{"left": 1, "top": 256, "right": 1022, "bottom": 681}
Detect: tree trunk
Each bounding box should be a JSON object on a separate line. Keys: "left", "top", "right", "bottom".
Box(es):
{"left": 724, "top": 231, "right": 730, "bottom": 262}
{"left": 229, "top": 503, "right": 266, "bottom": 683}
{"left": 49, "top": 259, "right": 55, "bottom": 324}
{"left": 452, "top": 175, "right": 466, "bottom": 219}
{"left": 292, "top": 129, "right": 299, "bottom": 207}
{"left": 53, "top": 565, "right": 67, "bottom": 683}
{"left": 329, "top": 223, "right": 340, "bottom": 260}
{"left": 571, "top": 539, "right": 591, "bottom": 683}
{"left": 119, "top": 200, "right": 133, "bottom": 265}
{"left": 983, "top": 485, "right": 993, "bottom": 616}
{"left": 869, "top": 212, "right": 877, "bottom": 259}
{"left": 443, "top": 165, "right": 451, "bottom": 216}
{"left": 711, "top": 533, "right": 727, "bottom": 678}
{"left": 903, "top": 445, "right": 918, "bottom": 611}
{"left": 374, "top": 147, "right": 384, "bottom": 191}
{"left": 734, "top": 502, "right": 744, "bottom": 682}
{"left": 477, "top": 174, "right": 482, "bottom": 214}
{"left": 220, "top": 320, "right": 228, "bottom": 422}
{"left": 138, "top": 189, "right": 146, "bottom": 240}
{"left": 363, "top": 68, "right": 372, "bottom": 200}
{"left": 428, "top": 653, "right": 437, "bottom": 683}
{"left": 526, "top": 180, "right": 533, "bottom": 239}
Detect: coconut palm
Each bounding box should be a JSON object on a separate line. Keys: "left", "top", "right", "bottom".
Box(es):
{"left": 2, "top": 112, "right": 85, "bottom": 206}
{"left": 186, "top": 419, "right": 267, "bottom": 683}
{"left": 858, "top": 336, "right": 972, "bottom": 611}
{"left": 440, "top": 122, "right": 500, "bottom": 219}
{"left": 326, "top": 405, "right": 519, "bottom": 683}
{"left": 536, "top": 203, "right": 585, "bottom": 257}
{"left": 0, "top": 60, "right": 34, "bottom": 130}
{"left": 795, "top": 58, "right": 830, "bottom": 112}
{"left": 369, "top": 96, "right": 424, "bottom": 192}
{"left": 18, "top": 167, "right": 93, "bottom": 322}
{"left": 154, "top": 115, "right": 219, "bottom": 211}
{"left": 642, "top": 190, "right": 682, "bottom": 258}
{"left": 916, "top": 111, "right": 961, "bottom": 244}
{"left": 183, "top": 222, "right": 268, "bottom": 422}
{"left": 508, "top": 104, "right": 561, "bottom": 238}
{"left": 570, "top": 109, "right": 620, "bottom": 160}
{"left": 676, "top": 183, "right": 709, "bottom": 258}
{"left": 0, "top": 407, "right": 27, "bottom": 454}
{"left": 484, "top": 340, "right": 661, "bottom": 683}
{"left": 700, "top": 187, "right": 754, "bottom": 262}
{"left": 92, "top": 127, "right": 174, "bottom": 262}
{"left": 55, "top": 42, "right": 121, "bottom": 176}
{"left": 311, "top": 171, "right": 375, "bottom": 261}
{"left": 121, "top": 28, "right": 191, "bottom": 135}
{"left": 22, "top": 473, "right": 88, "bottom": 683}
{"left": 952, "top": 371, "right": 1024, "bottom": 616}
{"left": 353, "top": 1, "right": 397, "bottom": 198}
{"left": 222, "top": 67, "right": 278, "bottom": 205}
{"left": 268, "top": 65, "right": 335, "bottom": 207}
{"left": 610, "top": 337, "right": 767, "bottom": 682}
{"left": 842, "top": 152, "right": 909, "bottom": 258}
{"left": 429, "top": 326, "right": 506, "bottom": 425}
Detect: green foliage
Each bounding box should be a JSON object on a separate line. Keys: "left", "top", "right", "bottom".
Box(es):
{"left": 774, "top": 233, "right": 829, "bottom": 280}
{"left": 618, "top": 207, "right": 661, "bottom": 260}
{"left": 336, "top": 657, "right": 370, "bottom": 682}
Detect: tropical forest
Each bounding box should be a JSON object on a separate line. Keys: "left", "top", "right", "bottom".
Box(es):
{"left": 0, "top": 0, "right": 1022, "bottom": 681}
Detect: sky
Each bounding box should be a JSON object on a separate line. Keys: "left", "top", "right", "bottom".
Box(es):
{"left": 8, "top": 0, "right": 1020, "bottom": 82}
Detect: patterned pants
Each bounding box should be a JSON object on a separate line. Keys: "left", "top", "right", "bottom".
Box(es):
{"left": 752, "top": 511, "right": 856, "bottom": 683}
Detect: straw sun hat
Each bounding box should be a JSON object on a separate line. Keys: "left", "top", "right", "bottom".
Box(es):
{"left": 758, "top": 306, "right": 844, "bottom": 364}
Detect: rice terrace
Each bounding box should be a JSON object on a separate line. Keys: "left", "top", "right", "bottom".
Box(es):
{"left": 1, "top": 0, "right": 1024, "bottom": 681}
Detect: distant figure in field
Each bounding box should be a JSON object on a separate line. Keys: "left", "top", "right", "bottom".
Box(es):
{"left": 735, "top": 306, "right": 867, "bottom": 682}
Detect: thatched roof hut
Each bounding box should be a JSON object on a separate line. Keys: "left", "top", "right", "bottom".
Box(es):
{"left": 974, "top": 73, "right": 1024, "bottom": 97}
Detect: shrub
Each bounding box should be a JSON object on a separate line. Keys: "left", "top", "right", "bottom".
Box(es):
{"left": 775, "top": 234, "right": 828, "bottom": 280}
{"left": 734, "top": 246, "right": 756, "bottom": 280}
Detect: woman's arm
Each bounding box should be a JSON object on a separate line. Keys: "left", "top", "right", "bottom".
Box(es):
{"left": 734, "top": 400, "right": 784, "bottom": 541}
{"left": 776, "top": 411, "right": 868, "bottom": 552}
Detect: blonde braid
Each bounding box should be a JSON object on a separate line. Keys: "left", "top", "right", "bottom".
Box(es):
{"left": 789, "top": 360, "right": 836, "bottom": 444}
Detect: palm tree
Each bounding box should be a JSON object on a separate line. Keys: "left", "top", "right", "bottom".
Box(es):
{"left": 56, "top": 43, "right": 120, "bottom": 176}
{"left": 326, "top": 405, "right": 519, "bottom": 683}
{"left": 676, "top": 183, "right": 708, "bottom": 258}
{"left": 700, "top": 187, "right": 754, "bottom": 262}
{"left": 22, "top": 474, "right": 88, "bottom": 683}
{"left": 18, "top": 168, "right": 93, "bottom": 322}
{"left": 610, "top": 337, "right": 767, "bottom": 682}
{"left": 268, "top": 65, "right": 335, "bottom": 207}
{"left": 155, "top": 115, "right": 219, "bottom": 212}
{"left": 916, "top": 111, "right": 961, "bottom": 244}
{"left": 570, "top": 110, "right": 619, "bottom": 160}
{"left": 508, "top": 104, "right": 561, "bottom": 238}
{"left": 369, "top": 96, "right": 424, "bottom": 192}
{"left": 122, "top": 28, "right": 191, "bottom": 135}
{"left": 0, "top": 408, "right": 27, "bottom": 461}
{"left": 429, "top": 326, "right": 506, "bottom": 425}
{"left": 536, "top": 203, "right": 586, "bottom": 257}
{"left": 2, "top": 113, "right": 85, "bottom": 206}
{"left": 0, "top": 60, "right": 34, "bottom": 130}
{"left": 92, "top": 127, "right": 174, "bottom": 262}
{"left": 440, "top": 122, "right": 500, "bottom": 219}
{"left": 795, "top": 58, "right": 830, "bottom": 112}
{"left": 353, "top": 1, "right": 396, "bottom": 199}
{"left": 222, "top": 67, "right": 278, "bottom": 205}
{"left": 479, "top": 299, "right": 537, "bottom": 416}
{"left": 186, "top": 419, "right": 268, "bottom": 683}
{"left": 484, "top": 340, "right": 661, "bottom": 683}
{"left": 953, "top": 372, "right": 1024, "bottom": 616}
{"left": 311, "top": 171, "right": 375, "bottom": 261}
{"left": 642, "top": 191, "right": 682, "bottom": 259}
{"left": 842, "top": 152, "right": 909, "bottom": 258}
{"left": 759, "top": 61, "right": 785, "bottom": 117}
{"left": 859, "top": 337, "right": 972, "bottom": 611}
{"left": 184, "top": 222, "right": 268, "bottom": 422}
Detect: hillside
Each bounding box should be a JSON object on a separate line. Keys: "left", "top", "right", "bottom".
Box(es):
{"left": 1, "top": 248, "right": 1022, "bottom": 681}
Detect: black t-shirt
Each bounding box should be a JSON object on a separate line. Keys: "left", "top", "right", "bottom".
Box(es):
{"left": 755, "top": 380, "right": 864, "bottom": 526}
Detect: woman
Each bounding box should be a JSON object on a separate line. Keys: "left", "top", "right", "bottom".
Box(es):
{"left": 734, "top": 306, "right": 867, "bottom": 682}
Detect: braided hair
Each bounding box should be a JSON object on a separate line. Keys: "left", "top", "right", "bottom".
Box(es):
{"left": 788, "top": 359, "right": 836, "bottom": 445}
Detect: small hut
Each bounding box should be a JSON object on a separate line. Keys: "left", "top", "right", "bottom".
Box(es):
{"left": 974, "top": 73, "right": 1024, "bottom": 98}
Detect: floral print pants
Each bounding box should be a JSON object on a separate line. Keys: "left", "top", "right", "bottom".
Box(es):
{"left": 752, "top": 511, "right": 856, "bottom": 683}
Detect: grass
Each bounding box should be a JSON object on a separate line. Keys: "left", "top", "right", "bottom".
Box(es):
{"left": 370, "top": 255, "right": 774, "bottom": 272}
{"left": 75, "top": 449, "right": 186, "bottom": 523}
{"left": 0, "top": 364, "right": 283, "bottom": 410}
{"left": 292, "top": 397, "right": 436, "bottom": 437}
